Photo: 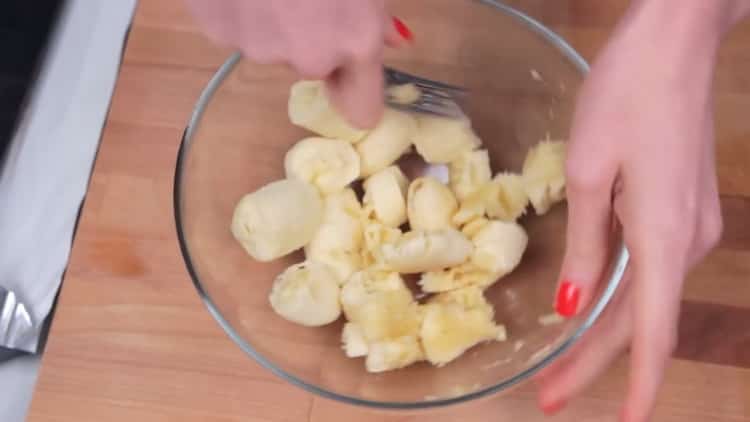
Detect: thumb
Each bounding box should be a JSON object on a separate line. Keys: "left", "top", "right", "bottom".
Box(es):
{"left": 325, "top": 57, "right": 385, "bottom": 130}
{"left": 555, "top": 165, "right": 617, "bottom": 317}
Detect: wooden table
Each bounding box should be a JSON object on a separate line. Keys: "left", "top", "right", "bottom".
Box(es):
{"left": 27, "top": 1, "right": 750, "bottom": 420}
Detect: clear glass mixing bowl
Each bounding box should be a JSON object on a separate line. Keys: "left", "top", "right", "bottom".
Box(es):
{"left": 174, "top": 0, "right": 628, "bottom": 409}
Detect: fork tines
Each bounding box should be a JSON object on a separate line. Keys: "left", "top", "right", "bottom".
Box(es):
{"left": 384, "top": 67, "right": 467, "bottom": 118}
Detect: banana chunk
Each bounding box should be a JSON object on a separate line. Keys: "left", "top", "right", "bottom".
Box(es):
{"left": 363, "top": 166, "right": 409, "bottom": 228}
{"left": 522, "top": 139, "right": 566, "bottom": 215}
{"left": 305, "top": 189, "right": 364, "bottom": 281}
{"left": 411, "top": 115, "right": 482, "bottom": 164}
{"left": 288, "top": 80, "right": 366, "bottom": 143}
{"left": 340, "top": 269, "right": 422, "bottom": 342}
{"left": 356, "top": 109, "right": 417, "bottom": 177}
{"left": 421, "top": 287, "right": 505, "bottom": 366}
{"left": 407, "top": 177, "right": 459, "bottom": 231}
{"left": 485, "top": 173, "right": 529, "bottom": 221}
{"left": 381, "top": 229, "right": 472, "bottom": 273}
{"left": 269, "top": 261, "right": 342, "bottom": 326}
{"left": 386, "top": 83, "right": 422, "bottom": 105}
{"left": 231, "top": 179, "right": 323, "bottom": 262}
{"left": 361, "top": 219, "right": 403, "bottom": 267}
{"left": 342, "top": 322, "right": 369, "bottom": 358}
{"left": 470, "top": 220, "right": 528, "bottom": 281}
{"left": 449, "top": 149, "right": 492, "bottom": 201}
{"left": 419, "top": 262, "right": 495, "bottom": 293}
{"left": 461, "top": 217, "right": 490, "bottom": 238}
{"left": 284, "top": 137, "right": 360, "bottom": 195}
{"left": 366, "top": 335, "right": 424, "bottom": 373}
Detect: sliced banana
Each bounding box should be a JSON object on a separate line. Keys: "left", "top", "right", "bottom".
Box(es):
{"left": 284, "top": 137, "right": 360, "bottom": 195}
{"left": 356, "top": 109, "right": 417, "bottom": 177}
{"left": 452, "top": 185, "right": 489, "bottom": 227}
{"left": 288, "top": 80, "right": 366, "bottom": 143}
{"left": 366, "top": 335, "right": 424, "bottom": 373}
{"left": 485, "top": 173, "right": 529, "bottom": 221}
{"left": 363, "top": 165, "right": 409, "bottom": 228}
{"left": 386, "top": 83, "right": 422, "bottom": 105}
{"left": 449, "top": 149, "right": 492, "bottom": 201}
{"left": 419, "top": 262, "right": 495, "bottom": 293}
{"left": 268, "top": 261, "right": 342, "bottom": 326}
{"left": 421, "top": 287, "right": 505, "bottom": 366}
{"left": 407, "top": 177, "right": 459, "bottom": 231}
{"left": 522, "top": 139, "right": 566, "bottom": 215}
{"left": 470, "top": 220, "right": 528, "bottom": 282}
{"left": 461, "top": 217, "right": 490, "bottom": 238}
{"left": 381, "top": 228, "right": 473, "bottom": 273}
{"left": 411, "top": 115, "right": 482, "bottom": 164}
{"left": 231, "top": 179, "right": 323, "bottom": 262}
{"left": 305, "top": 189, "right": 364, "bottom": 281}
{"left": 342, "top": 322, "right": 369, "bottom": 358}
{"left": 340, "top": 269, "right": 422, "bottom": 342}
{"left": 360, "top": 218, "right": 403, "bottom": 267}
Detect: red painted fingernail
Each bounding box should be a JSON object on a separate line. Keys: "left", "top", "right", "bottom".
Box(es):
{"left": 555, "top": 280, "right": 580, "bottom": 317}
{"left": 392, "top": 16, "right": 413, "bottom": 41}
{"left": 541, "top": 399, "right": 567, "bottom": 415}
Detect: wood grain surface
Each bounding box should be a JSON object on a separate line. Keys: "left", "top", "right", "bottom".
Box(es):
{"left": 27, "top": 0, "right": 750, "bottom": 421}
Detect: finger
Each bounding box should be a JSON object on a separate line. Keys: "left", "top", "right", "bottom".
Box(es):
{"left": 386, "top": 16, "right": 414, "bottom": 47}
{"left": 556, "top": 161, "right": 617, "bottom": 317}
{"left": 326, "top": 57, "right": 385, "bottom": 129}
{"left": 621, "top": 249, "right": 684, "bottom": 422}
{"left": 536, "top": 269, "right": 633, "bottom": 414}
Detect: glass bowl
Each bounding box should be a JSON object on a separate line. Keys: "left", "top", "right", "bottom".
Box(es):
{"left": 174, "top": 0, "right": 628, "bottom": 410}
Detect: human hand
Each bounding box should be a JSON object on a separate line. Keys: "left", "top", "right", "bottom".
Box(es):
{"left": 185, "top": 0, "right": 412, "bottom": 129}
{"left": 533, "top": 2, "right": 743, "bottom": 420}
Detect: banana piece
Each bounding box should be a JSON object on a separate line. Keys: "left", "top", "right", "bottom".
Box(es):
{"left": 360, "top": 218, "right": 402, "bottom": 267}
{"left": 340, "top": 269, "right": 422, "bottom": 342}
{"left": 421, "top": 286, "right": 505, "bottom": 366}
{"left": 470, "top": 220, "right": 528, "bottom": 281}
{"left": 419, "top": 262, "right": 495, "bottom": 293}
{"left": 411, "top": 115, "right": 482, "bottom": 164}
{"left": 366, "top": 335, "right": 424, "bottom": 373}
{"left": 362, "top": 166, "right": 409, "bottom": 228}
{"left": 231, "top": 179, "right": 323, "bottom": 262}
{"left": 461, "top": 217, "right": 490, "bottom": 238}
{"left": 386, "top": 83, "right": 422, "bottom": 105}
{"left": 451, "top": 180, "right": 494, "bottom": 227}
{"left": 449, "top": 149, "right": 492, "bottom": 201}
{"left": 268, "top": 261, "right": 342, "bottom": 326}
{"left": 407, "top": 177, "right": 459, "bottom": 231}
{"left": 288, "top": 80, "right": 366, "bottom": 143}
{"left": 485, "top": 173, "right": 529, "bottom": 221}
{"left": 342, "top": 322, "right": 369, "bottom": 358}
{"left": 522, "top": 139, "right": 566, "bottom": 215}
{"left": 380, "top": 228, "right": 473, "bottom": 273}
{"left": 356, "top": 109, "right": 417, "bottom": 177}
{"left": 284, "top": 137, "right": 360, "bottom": 195}
{"left": 305, "top": 189, "right": 364, "bottom": 281}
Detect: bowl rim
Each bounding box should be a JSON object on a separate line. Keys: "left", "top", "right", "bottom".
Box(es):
{"left": 174, "top": 0, "right": 629, "bottom": 410}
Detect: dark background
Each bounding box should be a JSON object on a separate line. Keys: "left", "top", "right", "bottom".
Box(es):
{"left": 0, "top": 0, "right": 65, "bottom": 164}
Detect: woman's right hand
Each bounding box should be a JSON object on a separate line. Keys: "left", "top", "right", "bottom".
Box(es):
{"left": 185, "top": 0, "right": 412, "bottom": 129}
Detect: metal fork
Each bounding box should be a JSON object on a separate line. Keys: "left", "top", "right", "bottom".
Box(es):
{"left": 384, "top": 67, "right": 467, "bottom": 118}
{"left": 0, "top": 286, "right": 36, "bottom": 353}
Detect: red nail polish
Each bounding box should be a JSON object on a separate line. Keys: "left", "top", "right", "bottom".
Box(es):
{"left": 555, "top": 280, "right": 580, "bottom": 317}
{"left": 542, "top": 399, "right": 567, "bottom": 415}
{"left": 392, "top": 17, "right": 413, "bottom": 41}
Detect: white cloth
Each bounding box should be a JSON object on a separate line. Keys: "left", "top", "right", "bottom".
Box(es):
{"left": 0, "top": 0, "right": 136, "bottom": 420}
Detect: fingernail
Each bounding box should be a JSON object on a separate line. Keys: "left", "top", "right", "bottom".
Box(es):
{"left": 392, "top": 16, "right": 413, "bottom": 41}
{"left": 555, "top": 280, "right": 580, "bottom": 317}
{"left": 541, "top": 399, "right": 567, "bottom": 415}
